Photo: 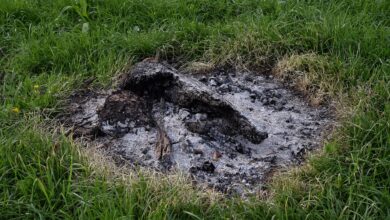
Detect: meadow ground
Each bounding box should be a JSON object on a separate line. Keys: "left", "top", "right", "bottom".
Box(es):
{"left": 0, "top": 0, "right": 389, "bottom": 219}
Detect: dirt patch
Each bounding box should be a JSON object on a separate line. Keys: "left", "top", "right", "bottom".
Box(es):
{"left": 64, "top": 61, "right": 332, "bottom": 196}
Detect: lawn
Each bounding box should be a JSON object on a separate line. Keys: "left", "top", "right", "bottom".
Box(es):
{"left": 0, "top": 0, "right": 389, "bottom": 219}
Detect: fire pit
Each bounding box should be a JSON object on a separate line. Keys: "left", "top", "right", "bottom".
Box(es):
{"left": 65, "top": 61, "right": 331, "bottom": 195}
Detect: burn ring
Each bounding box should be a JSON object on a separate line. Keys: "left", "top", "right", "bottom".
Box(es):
{"left": 66, "top": 61, "right": 331, "bottom": 195}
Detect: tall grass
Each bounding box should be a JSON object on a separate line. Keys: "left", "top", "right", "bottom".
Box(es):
{"left": 1, "top": 0, "right": 389, "bottom": 219}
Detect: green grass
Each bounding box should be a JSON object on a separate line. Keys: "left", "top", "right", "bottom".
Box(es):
{"left": 1, "top": 0, "right": 389, "bottom": 219}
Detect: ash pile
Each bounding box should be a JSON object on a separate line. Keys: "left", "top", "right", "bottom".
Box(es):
{"left": 66, "top": 61, "right": 331, "bottom": 195}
